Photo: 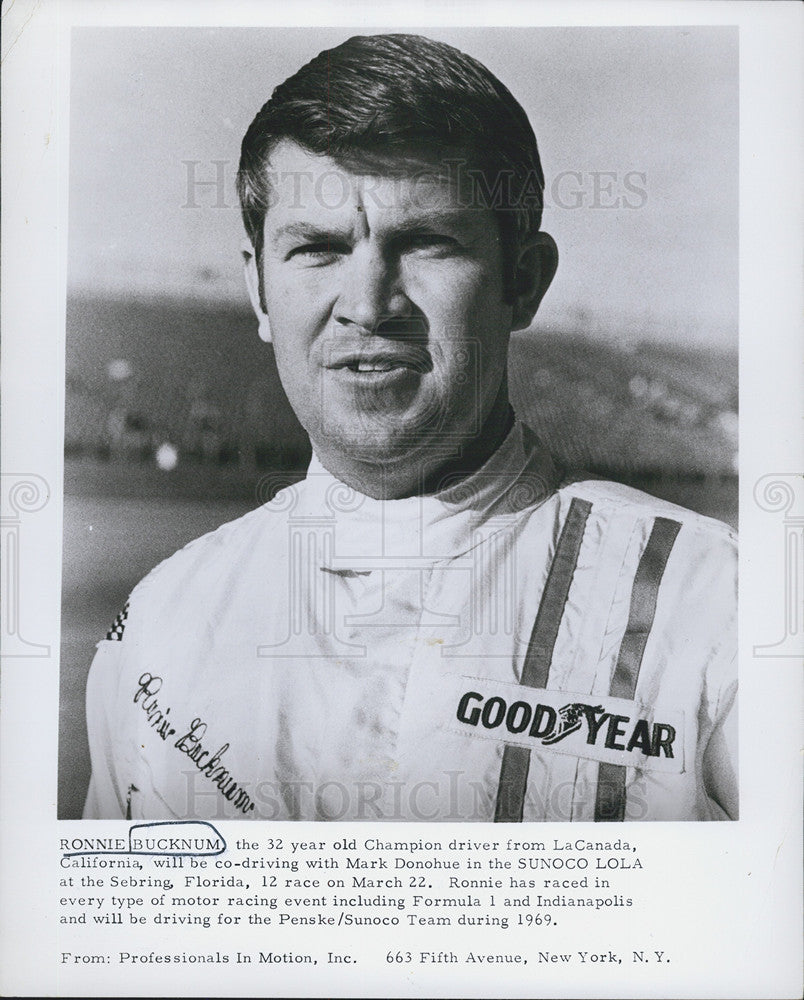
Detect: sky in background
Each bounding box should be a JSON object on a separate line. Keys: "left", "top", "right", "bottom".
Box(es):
{"left": 67, "top": 26, "right": 738, "bottom": 348}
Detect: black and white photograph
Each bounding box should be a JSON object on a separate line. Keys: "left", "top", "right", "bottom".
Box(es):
{"left": 1, "top": 3, "right": 802, "bottom": 998}
{"left": 59, "top": 25, "right": 738, "bottom": 824}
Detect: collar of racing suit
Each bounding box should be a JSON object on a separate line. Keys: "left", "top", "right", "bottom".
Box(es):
{"left": 296, "top": 419, "right": 561, "bottom": 569}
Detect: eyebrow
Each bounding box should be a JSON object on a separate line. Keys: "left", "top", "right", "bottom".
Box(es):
{"left": 269, "top": 210, "right": 482, "bottom": 246}
{"left": 389, "top": 213, "right": 476, "bottom": 238}
{"left": 270, "top": 221, "right": 351, "bottom": 245}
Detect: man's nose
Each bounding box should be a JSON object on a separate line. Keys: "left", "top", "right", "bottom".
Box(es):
{"left": 333, "top": 245, "right": 411, "bottom": 333}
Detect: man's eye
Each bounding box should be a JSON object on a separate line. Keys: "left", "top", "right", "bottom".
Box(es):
{"left": 286, "top": 243, "right": 348, "bottom": 262}
{"left": 404, "top": 234, "right": 462, "bottom": 255}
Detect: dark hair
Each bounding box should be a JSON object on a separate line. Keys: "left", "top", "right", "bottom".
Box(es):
{"left": 237, "top": 33, "right": 546, "bottom": 298}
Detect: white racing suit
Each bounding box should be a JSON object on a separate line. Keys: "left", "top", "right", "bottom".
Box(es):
{"left": 83, "top": 422, "right": 737, "bottom": 822}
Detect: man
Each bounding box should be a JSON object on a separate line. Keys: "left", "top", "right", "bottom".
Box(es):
{"left": 83, "top": 33, "right": 737, "bottom": 822}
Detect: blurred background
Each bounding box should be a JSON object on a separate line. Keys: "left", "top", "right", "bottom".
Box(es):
{"left": 60, "top": 26, "right": 738, "bottom": 817}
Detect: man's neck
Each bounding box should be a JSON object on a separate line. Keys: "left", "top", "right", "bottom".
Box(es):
{"left": 311, "top": 394, "right": 516, "bottom": 501}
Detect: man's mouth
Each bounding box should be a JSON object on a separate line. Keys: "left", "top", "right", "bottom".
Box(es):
{"left": 327, "top": 350, "right": 431, "bottom": 375}
{"left": 346, "top": 360, "right": 410, "bottom": 373}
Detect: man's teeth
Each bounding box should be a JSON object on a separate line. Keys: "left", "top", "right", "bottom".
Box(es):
{"left": 353, "top": 361, "right": 396, "bottom": 372}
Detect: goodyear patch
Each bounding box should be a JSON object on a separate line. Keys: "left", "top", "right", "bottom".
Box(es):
{"left": 445, "top": 676, "right": 684, "bottom": 774}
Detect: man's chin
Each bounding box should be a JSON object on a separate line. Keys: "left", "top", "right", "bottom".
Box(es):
{"left": 313, "top": 423, "right": 445, "bottom": 470}
{"left": 325, "top": 431, "right": 426, "bottom": 462}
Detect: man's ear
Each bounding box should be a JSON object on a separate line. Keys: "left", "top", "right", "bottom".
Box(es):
{"left": 241, "top": 239, "right": 272, "bottom": 343}
{"left": 510, "top": 232, "right": 558, "bottom": 332}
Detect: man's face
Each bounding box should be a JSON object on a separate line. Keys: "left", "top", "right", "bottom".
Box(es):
{"left": 253, "top": 140, "right": 516, "bottom": 473}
